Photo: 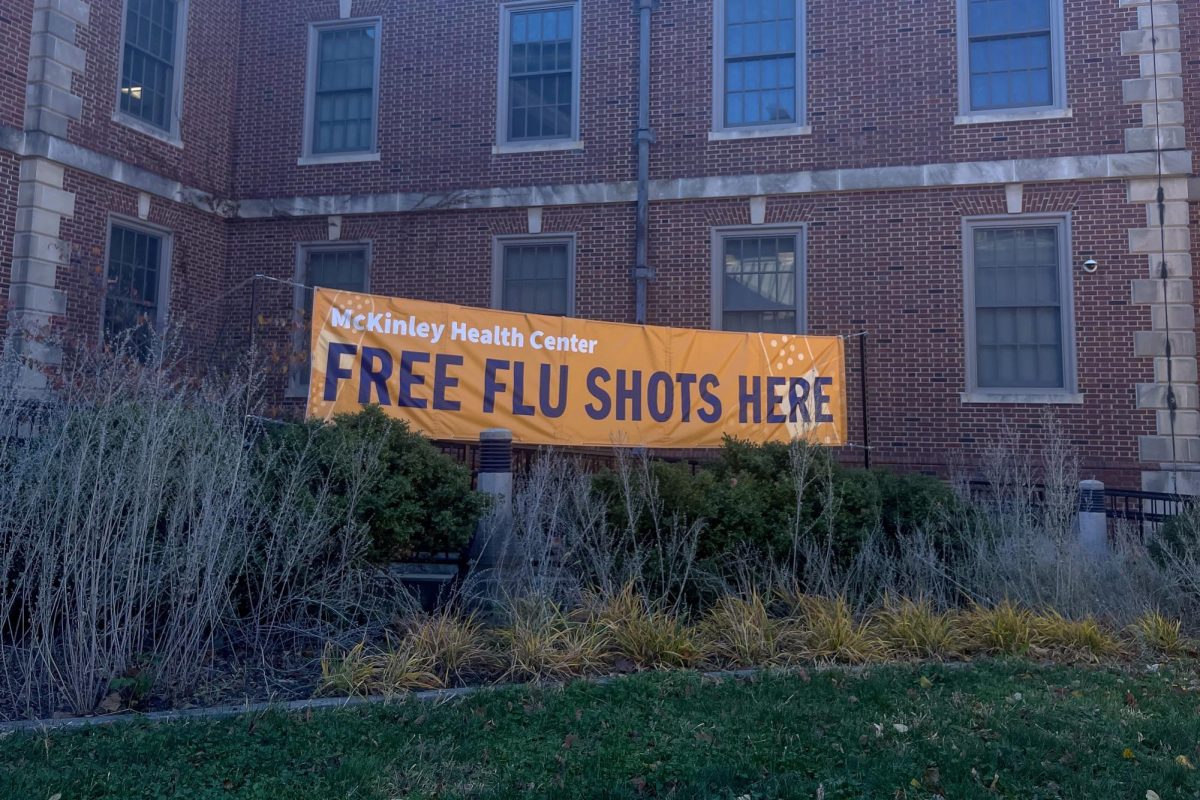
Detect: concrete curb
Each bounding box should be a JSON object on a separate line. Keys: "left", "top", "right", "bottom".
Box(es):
{"left": 0, "top": 667, "right": 767, "bottom": 735}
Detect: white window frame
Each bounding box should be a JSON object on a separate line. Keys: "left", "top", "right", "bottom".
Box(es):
{"left": 955, "top": 0, "right": 1069, "bottom": 125}
{"left": 491, "top": 234, "right": 577, "bottom": 316}
{"left": 300, "top": 17, "right": 384, "bottom": 166}
{"left": 494, "top": 0, "right": 583, "bottom": 154}
{"left": 961, "top": 214, "right": 1082, "bottom": 404}
{"left": 100, "top": 215, "right": 173, "bottom": 340}
{"left": 288, "top": 241, "right": 373, "bottom": 398}
{"left": 710, "top": 0, "right": 809, "bottom": 140}
{"left": 710, "top": 224, "right": 808, "bottom": 333}
{"left": 113, "top": 0, "right": 189, "bottom": 147}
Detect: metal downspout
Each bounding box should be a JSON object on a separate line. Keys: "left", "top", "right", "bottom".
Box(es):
{"left": 634, "top": 0, "right": 656, "bottom": 324}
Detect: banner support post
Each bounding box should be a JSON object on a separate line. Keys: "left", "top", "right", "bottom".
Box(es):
{"left": 859, "top": 332, "right": 871, "bottom": 471}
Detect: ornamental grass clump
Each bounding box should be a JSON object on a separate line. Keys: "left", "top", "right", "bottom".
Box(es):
{"left": 1032, "top": 612, "right": 1122, "bottom": 662}
{"left": 589, "top": 585, "right": 698, "bottom": 670}
{"left": 962, "top": 601, "right": 1037, "bottom": 656}
{"left": 873, "top": 596, "right": 963, "bottom": 660}
{"left": 403, "top": 611, "right": 494, "bottom": 685}
{"left": 794, "top": 595, "right": 885, "bottom": 664}
{"left": 700, "top": 593, "right": 788, "bottom": 668}
{"left": 1130, "top": 611, "right": 1192, "bottom": 658}
{"left": 319, "top": 641, "right": 442, "bottom": 697}
{"left": 501, "top": 602, "right": 609, "bottom": 682}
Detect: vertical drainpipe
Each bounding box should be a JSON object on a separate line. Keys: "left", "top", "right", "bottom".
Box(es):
{"left": 633, "top": 0, "right": 656, "bottom": 324}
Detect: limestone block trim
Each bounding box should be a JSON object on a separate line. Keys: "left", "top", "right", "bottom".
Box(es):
{"left": 1120, "top": 0, "right": 1198, "bottom": 493}
{"left": 24, "top": 0, "right": 90, "bottom": 137}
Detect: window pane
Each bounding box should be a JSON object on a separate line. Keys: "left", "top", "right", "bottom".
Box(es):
{"left": 502, "top": 242, "right": 570, "bottom": 315}
{"left": 966, "top": 0, "right": 1055, "bottom": 111}
{"left": 723, "top": 0, "right": 798, "bottom": 126}
{"left": 973, "top": 226, "right": 1065, "bottom": 389}
{"left": 506, "top": 6, "right": 575, "bottom": 142}
{"left": 721, "top": 235, "right": 799, "bottom": 333}
{"left": 119, "top": 0, "right": 179, "bottom": 130}
{"left": 104, "top": 225, "right": 165, "bottom": 355}
{"left": 296, "top": 248, "right": 369, "bottom": 387}
{"left": 312, "top": 25, "right": 377, "bottom": 154}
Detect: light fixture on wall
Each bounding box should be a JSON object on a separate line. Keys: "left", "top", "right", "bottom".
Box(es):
{"left": 1081, "top": 257, "right": 1099, "bottom": 274}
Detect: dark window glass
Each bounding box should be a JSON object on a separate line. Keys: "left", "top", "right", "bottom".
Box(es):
{"left": 973, "top": 226, "right": 1065, "bottom": 388}
{"left": 966, "top": 0, "right": 1055, "bottom": 111}
{"left": 313, "top": 25, "right": 377, "bottom": 154}
{"left": 507, "top": 6, "right": 575, "bottom": 141}
{"left": 119, "top": 0, "right": 180, "bottom": 131}
{"left": 501, "top": 242, "right": 570, "bottom": 315}
{"left": 721, "top": 235, "right": 799, "bottom": 333}
{"left": 104, "top": 225, "right": 164, "bottom": 353}
{"left": 296, "top": 248, "right": 369, "bottom": 387}
{"left": 724, "top": 0, "right": 798, "bottom": 127}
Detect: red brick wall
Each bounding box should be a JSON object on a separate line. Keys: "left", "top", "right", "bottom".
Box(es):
{"left": 0, "top": 151, "right": 17, "bottom": 339}
{"left": 0, "top": 0, "right": 31, "bottom": 130}
{"left": 231, "top": 0, "right": 1140, "bottom": 200}
{"left": 222, "top": 178, "right": 1152, "bottom": 485}
{"left": 55, "top": 167, "right": 231, "bottom": 366}
{"left": 1183, "top": 0, "right": 1200, "bottom": 154}
{"left": 68, "top": 0, "right": 242, "bottom": 195}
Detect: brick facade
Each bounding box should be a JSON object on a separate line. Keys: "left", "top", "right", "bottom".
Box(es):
{"left": 1, "top": 0, "right": 1198, "bottom": 488}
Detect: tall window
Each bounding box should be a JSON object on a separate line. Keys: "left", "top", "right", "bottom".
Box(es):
{"left": 305, "top": 21, "right": 381, "bottom": 157}
{"left": 713, "top": 228, "right": 805, "bottom": 333}
{"left": 292, "top": 245, "right": 370, "bottom": 392}
{"left": 959, "top": 0, "right": 1065, "bottom": 113}
{"left": 494, "top": 237, "right": 574, "bottom": 316}
{"left": 965, "top": 218, "right": 1075, "bottom": 393}
{"left": 104, "top": 222, "right": 170, "bottom": 351}
{"left": 714, "top": 0, "right": 805, "bottom": 131}
{"left": 498, "top": 2, "right": 580, "bottom": 145}
{"left": 118, "top": 0, "right": 187, "bottom": 135}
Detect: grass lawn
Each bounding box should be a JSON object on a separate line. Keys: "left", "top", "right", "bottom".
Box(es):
{"left": 3, "top": 660, "right": 1199, "bottom": 800}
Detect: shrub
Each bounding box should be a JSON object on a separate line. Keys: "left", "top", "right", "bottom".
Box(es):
{"left": 403, "top": 611, "right": 493, "bottom": 684}
{"left": 501, "top": 601, "right": 609, "bottom": 681}
{"left": 873, "top": 597, "right": 963, "bottom": 660}
{"left": 266, "top": 406, "right": 486, "bottom": 561}
{"left": 962, "top": 602, "right": 1037, "bottom": 656}
{"left": 1033, "top": 612, "right": 1121, "bottom": 661}
{"left": 593, "top": 439, "right": 962, "bottom": 566}
{"left": 1130, "top": 611, "right": 1189, "bottom": 658}
{"left": 699, "top": 593, "right": 786, "bottom": 668}
{"left": 793, "top": 596, "right": 885, "bottom": 663}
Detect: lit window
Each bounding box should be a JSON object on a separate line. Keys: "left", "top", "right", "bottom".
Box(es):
{"left": 118, "top": 0, "right": 187, "bottom": 135}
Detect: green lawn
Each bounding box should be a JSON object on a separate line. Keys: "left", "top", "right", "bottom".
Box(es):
{"left": 3, "top": 661, "right": 1199, "bottom": 800}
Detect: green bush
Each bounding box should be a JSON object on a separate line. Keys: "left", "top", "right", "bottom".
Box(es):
{"left": 1149, "top": 504, "right": 1200, "bottom": 570}
{"left": 266, "top": 406, "right": 486, "bottom": 561}
{"left": 594, "top": 439, "right": 962, "bottom": 564}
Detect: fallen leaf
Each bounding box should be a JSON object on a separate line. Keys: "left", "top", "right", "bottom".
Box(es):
{"left": 1146, "top": 791, "right": 1161, "bottom": 800}
{"left": 1126, "top": 691, "right": 1139, "bottom": 709}
{"left": 894, "top": 723, "right": 910, "bottom": 734}
{"left": 98, "top": 693, "right": 121, "bottom": 714}
{"left": 562, "top": 734, "right": 577, "bottom": 750}
{"left": 1123, "top": 748, "right": 1136, "bottom": 760}
{"left": 1176, "top": 755, "right": 1195, "bottom": 770}
{"left": 49, "top": 795, "right": 62, "bottom": 800}
{"left": 919, "top": 676, "right": 934, "bottom": 689}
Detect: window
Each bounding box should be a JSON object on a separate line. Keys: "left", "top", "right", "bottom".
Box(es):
{"left": 958, "top": 0, "right": 1065, "bottom": 114}
{"left": 964, "top": 217, "right": 1076, "bottom": 395}
{"left": 712, "top": 227, "right": 806, "bottom": 333}
{"left": 497, "top": 2, "right": 581, "bottom": 147}
{"left": 117, "top": 0, "right": 187, "bottom": 137}
{"left": 304, "top": 20, "right": 381, "bottom": 159}
{"left": 713, "top": 0, "right": 805, "bottom": 131}
{"left": 291, "top": 245, "right": 370, "bottom": 394}
{"left": 103, "top": 221, "right": 171, "bottom": 351}
{"left": 493, "top": 237, "right": 575, "bottom": 316}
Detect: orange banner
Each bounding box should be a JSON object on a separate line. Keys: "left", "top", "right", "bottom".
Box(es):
{"left": 307, "top": 288, "right": 847, "bottom": 448}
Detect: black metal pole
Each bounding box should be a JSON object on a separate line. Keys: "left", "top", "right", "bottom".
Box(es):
{"left": 859, "top": 332, "right": 871, "bottom": 470}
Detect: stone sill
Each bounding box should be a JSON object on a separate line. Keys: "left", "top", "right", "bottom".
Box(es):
{"left": 707, "top": 125, "right": 813, "bottom": 141}
{"left": 960, "top": 391, "right": 1084, "bottom": 405}
{"left": 954, "top": 107, "right": 1074, "bottom": 126}
{"left": 492, "top": 139, "right": 584, "bottom": 155}
{"left": 112, "top": 112, "right": 183, "bottom": 149}
{"left": 297, "top": 152, "right": 381, "bottom": 166}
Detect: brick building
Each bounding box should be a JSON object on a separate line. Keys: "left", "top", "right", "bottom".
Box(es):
{"left": 0, "top": 0, "right": 1197, "bottom": 490}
